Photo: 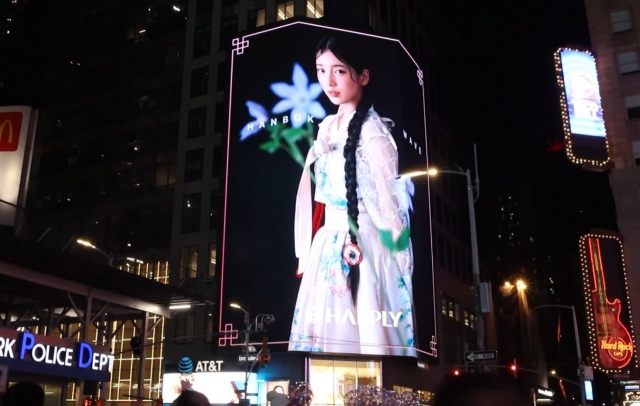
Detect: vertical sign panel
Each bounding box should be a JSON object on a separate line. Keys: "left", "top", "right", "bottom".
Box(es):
{"left": 554, "top": 48, "right": 610, "bottom": 167}
{"left": 579, "top": 233, "right": 636, "bottom": 372}
{"left": 219, "top": 21, "right": 436, "bottom": 360}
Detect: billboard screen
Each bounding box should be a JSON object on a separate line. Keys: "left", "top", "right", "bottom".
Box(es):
{"left": 579, "top": 233, "right": 637, "bottom": 372}
{"left": 554, "top": 48, "right": 609, "bottom": 166}
{"left": 219, "top": 21, "right": 435, "bottom": 359}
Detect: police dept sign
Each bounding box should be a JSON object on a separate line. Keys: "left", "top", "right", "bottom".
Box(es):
{"left": 0, "top": 327, "right": 114, "bottom": 373}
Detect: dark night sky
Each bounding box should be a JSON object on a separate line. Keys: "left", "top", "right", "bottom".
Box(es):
{"left": 450, "top": 0, "right": 618, "bottom": 296}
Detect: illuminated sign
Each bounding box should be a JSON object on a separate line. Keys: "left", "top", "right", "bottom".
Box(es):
{"left": 219, "top": 21, "right": 434, "bottom": 359}
{"left": 554, "top": 48, "right": 610, "bottom": 167}
{"left": 0, "top": 106, "right": 37, "bottom": 228}
{"left": 161, "top": 372, "right": 257, "bottom": 404}
{"left": 0, "top": 328, "right": 114, "bottom": 373}
{"left": 584, "top": 381, "right": 594, "bottom": 401}
{"left": 579, "top": 234, "right": 637, "bottom": 372}
{"left": 0, "top": 112, "right": 22, "bottom": 152}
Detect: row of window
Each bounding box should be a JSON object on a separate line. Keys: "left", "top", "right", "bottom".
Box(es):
{"left": 174, "top": 306, "right": 216, "bottom": 344}
{"left": 441, "top": 297, "right": 476, "bottom": 330}
{"left": 184, "top": 145, "right": 224, "bottom": 182}
{"left": 179, "top": 244, "right": 217, "bottom": 279}
{"left": 181, "top": 189, "right": 222, "bottom": 233}
{"left": 434, "top": 231, "right": 473, "bottom": 285}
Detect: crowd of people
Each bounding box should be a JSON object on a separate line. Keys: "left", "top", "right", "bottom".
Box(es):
{"left": 2, "top": 373, "right": 523, "bottom": 406}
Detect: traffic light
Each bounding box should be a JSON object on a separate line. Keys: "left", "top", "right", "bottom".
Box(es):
{"left": 259, "top": 336, "right": 270, "bottom": 368}
{"left": 509, "top": 360, "right": 518, "bottom": 378}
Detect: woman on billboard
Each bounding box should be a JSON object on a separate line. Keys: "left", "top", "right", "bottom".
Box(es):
{"left": 289, "top": 35, "right": 415, "bottom": 356}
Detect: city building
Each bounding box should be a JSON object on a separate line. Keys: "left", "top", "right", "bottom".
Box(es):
{"left": 166, "top": 0, "right": 485, "bottom": 402}
{"left": 583, "top": 0, "right": 640, "bottom": 355}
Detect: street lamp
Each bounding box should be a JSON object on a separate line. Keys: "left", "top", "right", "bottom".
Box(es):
{"left": 230, "top": 303, "right": 275, "bottom": 404}
{"left": 516, "top": 280, "right": 527, "bottom": 290}
{"left": 401, "top": 164, "right": 484, "bottom": 350}
{"left": 534, "top": 305, "right": 586, "bottom": 406}
{"left": 76, "top": 239, "right": 114, "bottom": 266}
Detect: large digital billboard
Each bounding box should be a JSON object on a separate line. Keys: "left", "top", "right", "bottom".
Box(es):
{"left": 218, "top": 21, "right": 435, "bottom": 360}
{"left": 554, "top": 48, "right": 610, "bottom": 167}
{"left": 579, "top": 233, "right": 637, "bottom": 372}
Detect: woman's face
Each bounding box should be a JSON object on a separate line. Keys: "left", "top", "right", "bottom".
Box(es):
{"left": 316, "top": 50, "right": 369, "bottom": 107}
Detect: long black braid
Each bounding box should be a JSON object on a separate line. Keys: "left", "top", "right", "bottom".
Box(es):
{"left": 344, "top": 96, "right": 371, "bottom": 304}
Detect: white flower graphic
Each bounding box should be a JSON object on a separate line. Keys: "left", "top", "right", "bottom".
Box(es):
{"left": 271, "top": 63, "right": 326, "bottom": 127}
{"left": 240, "top": 101, "right": 269, "bottom": 141}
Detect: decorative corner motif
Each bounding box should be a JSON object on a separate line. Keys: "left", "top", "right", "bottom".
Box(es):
{"left": 416, "top": 70, "right": 424, "bottom": 86}
{"left": 218, "top": 323, "right": 239, "bottom": 346}
{"left": 232, "top": 37, "right": 250, "bottom": 56}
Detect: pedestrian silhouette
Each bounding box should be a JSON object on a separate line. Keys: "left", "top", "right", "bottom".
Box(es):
{"left": 3, "top": 382, "right": 45, "bottom": 406}
{"left": 172, "top": 389, "right": 210, "bottom": 406}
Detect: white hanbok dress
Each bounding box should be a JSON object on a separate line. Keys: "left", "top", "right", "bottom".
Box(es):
{"left": 289, "top": 107, "right": 415, "bottom": 356}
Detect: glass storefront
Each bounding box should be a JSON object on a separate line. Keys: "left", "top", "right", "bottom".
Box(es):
{"left": 308, "top": 359, "right": 381, "bottom": 406}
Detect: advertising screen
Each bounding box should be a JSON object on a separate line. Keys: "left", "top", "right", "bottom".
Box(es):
{"left": 554, "top": 48, "right": 609, "bottom": 166}
{"left": 579, "top": 234, "right": 637, "bottom": 372}
{"left": 162, "top": 372, "right": 258, "bottom": 404}
{"left": 219, "top": 21, "right": 435, "bottom": 359}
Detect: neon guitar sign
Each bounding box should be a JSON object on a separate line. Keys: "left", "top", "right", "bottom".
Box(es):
{"left": 587, "top": 237, "right": 634, "bottom": 369}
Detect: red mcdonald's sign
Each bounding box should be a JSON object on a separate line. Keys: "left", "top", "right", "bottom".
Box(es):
{"left": 0, "top": 112, "right": 23, "bottom": 152}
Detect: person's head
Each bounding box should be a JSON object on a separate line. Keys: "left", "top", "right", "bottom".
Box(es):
{"left": 315, "top": 36, "right": 376, "bottom": 304}
{"left": 3, "top": 382, "right": 45, "bottom": 406}
{"left": 315, "top": 37, "right": 370, "bottom": 109}
{"left": 433, "top": 373, "right": 522, "bottom": 406}
{"left": 172, "top": 389, "right": 210, "bottom": 406}
{"left": 274, "top": 385, "right": 284, "bottom": 394}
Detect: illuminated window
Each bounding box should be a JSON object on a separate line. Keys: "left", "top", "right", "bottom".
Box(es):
{"left": 625, "top": 94, "right": 640, "bottom": 119}
{"left": 188, "top": 107, "right": 206, "bottom": 139}
{"left": 448, "top": 301, "right": 454, "bottom": 319}
{"left": 633, "top": 140, "right": 640, "bottom": 166}
{"left": 277, "top": 1, "right": 294, "bottom": 21}
{"left": 611, "top": 9, "right": 633, "bottom": 33}
{"left": 249, "top": 0, "right": 267, "bottom": 27}
{"left": 618, "top": 50, "right": 640, "bottom": 74}
{"left": 309, "top": 359, "right": 380, "bottom": 406}
{"left": 306, "top": 0, "right": 324, "bottom": 18}
{"left": 441, "top": 297, "right": 447, "bottom": 315}
{"left": 180, "top": 246, "right": 199, "bottom": 279}
{"left": 209, "top": 244, "right": 217, "bottom": 276}
{"left": 181, "top": 192, "right": 202, "bottom": 233}
{"left": 464, "top": 310, "right": 469, "bottom": 326}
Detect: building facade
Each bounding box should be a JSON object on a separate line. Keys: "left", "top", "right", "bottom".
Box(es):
{"left": 166, "top": 0, "right": 482, "bottom": 402}
{"left": 584, "top": 0, "right": 640, "bottom": 354}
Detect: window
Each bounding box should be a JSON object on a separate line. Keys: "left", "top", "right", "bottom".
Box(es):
{"left": 185, "top": 149, "right": 204, "bottom": 182}
{"left": 188, "top": 107, "right": 206, "bottom": 139}
{"left": 441, "top": 297, "right": 447, "bottom": 315}
{"left": 309, "top": 360, "right": 381, "bottom": 405}
{"left": 208, "top": 244, "right": 218, "bottom": 276}
{"left": 212, "top": 144, "right": 224, "bottom": 177}
{"left": 625, "top": 94, "right": 640, "bottom": 119}
{"left": 633, "top": 140, "right": 640, "bottom": 166}
{"left": 180, "top": 246, "right": 199, "bottom": 279}
{"left": 210, "top": 189, "right": 222, "bottom": 230}
{"left": 277, "top": 1, "right": 294, "bottom": 20}
{"left": 306, "top": 0, "right": 324, "bottom": 18}
{"left": 205, "top": 305, "right": 215, "bottom": 342}
{"left": 249, "top": 6, "right": 266, "bottom": 27}
{"left": 611, "top": 10, "right": 633, "bottom": 33}
{"left": 214, "top": 102, "right": 226, "bottom": 133}
{"left": 182, "top": 192, "right": 202, "bottom": 233}
{"left": 190, "top": 67, "right": 209, "bottom": 98}
{"left": 219, "top": 16, "right": 238, "bottom": 51}
{"left": 618, "top": 50, "right": 640, "bottom": 74}
{"left": 196, "top": 0, "right": 213, "bottom": 14}
{"left": 174, "top": 310, "right": 195, "bottom": 343}
{"left": 193, "top": 23, "right": 211, "bottom": 58}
